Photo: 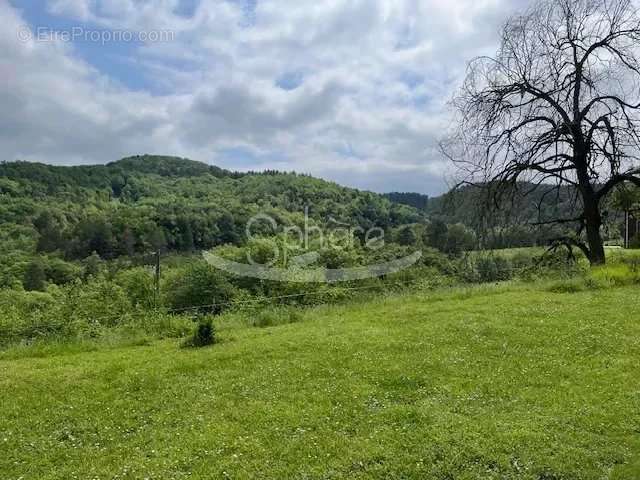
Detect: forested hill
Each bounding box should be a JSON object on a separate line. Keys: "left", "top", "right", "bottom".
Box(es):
{"left": 0, "top": 155, "right": 422, "bottom": 262}
{"left": 383, "top": 184, "right": 578, "bottom": 226}
{"left": 384, "top": 183, "right": 597, "bottom": 249}
{"left": 423, "top": 184, "right": 579, "bottom": 226}
{"left": 0, "top": 155, "right": 243, "bottom": 193}
{"left": 383, "top": 192, "right": 430, "bottom": 210}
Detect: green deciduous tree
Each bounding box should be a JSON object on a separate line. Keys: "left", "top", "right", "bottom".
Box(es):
{"left": 23, "top": 259, "right": 46, "bottom": 291}
{"left": 163, "top": 263, "right": 239, "bottom": 314}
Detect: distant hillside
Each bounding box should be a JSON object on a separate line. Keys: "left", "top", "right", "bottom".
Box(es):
{"left": 427, "top": 184, "right": 579, "bottom": 224}
{"left": 383, "top": 192, "right": 430, "bottom": 210}
{"left": 108, "top": 155, "right": 242, "bottom": 179}
{"left": 0, "top": 155, "right": 423, "bottom": 263}
{"left": 384, "top": 182, "right": 622, "bottom": 249}
{"left": 0, "top": 155, "right": 242, "bottom": 192}
{"left": 382, "top": 182, "right": 583, "bottom": 227}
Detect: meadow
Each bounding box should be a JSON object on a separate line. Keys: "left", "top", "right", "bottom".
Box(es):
{"left": 2, "top": 275, "right": 639, "bottom": 479}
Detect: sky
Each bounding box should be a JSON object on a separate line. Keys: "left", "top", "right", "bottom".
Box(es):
{"left": 1, "top": 0, "right": 529, "bottom": 195}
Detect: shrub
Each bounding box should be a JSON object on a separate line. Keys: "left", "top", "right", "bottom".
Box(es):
{"left": 115, "top": 267, "right": 156, "bottom": 309}
{"left": 60, "top": 278, "right": 132, "bottom": 330}
{"left": 43, "top": 257, "right": 82, "bottom": 285}
{"left": 82, "top": 252, "right": 104, "bottom": 279}
{"left": 531, "top": 250, "right": 584, "bottom": 278}
{"left": 445, "top": 223, "right": 476, "bottom": 255}
{"left": 510, "top": 251, "right": 537, "bottom": 270}
{"left": 0, "top": 289, "right": 75, "bottom": 346}
{"left": 397, "top": 226, "right": 418, "bottom": 246}
{"left": 420, "top": 248, "right": 454, "bottom": 274}
{"left": 476, "top": 256, "right": 513, "bottom": 283}
{"left": 182, "top": 317, "right": 216, "bottom": 348}
{"left": 163, "top": 262, "right": 239, "bottom": 314}
{"left": 452, "top": 256, "right": 479, "bottom": 283}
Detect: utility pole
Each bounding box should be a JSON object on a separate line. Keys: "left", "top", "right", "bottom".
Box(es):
{"left": 625, "top": 210, "right": 630, "bottom": 249}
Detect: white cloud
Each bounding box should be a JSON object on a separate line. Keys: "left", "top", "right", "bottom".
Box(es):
{"left": 47, "top": 0, "right": 92, "bottom": 20}
{"left": 0, "top": 0, "right": 527, "bottom": 193}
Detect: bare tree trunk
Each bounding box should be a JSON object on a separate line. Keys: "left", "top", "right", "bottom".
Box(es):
{"left": 586, "top": 205, "right": 606, "bottom": 265}
{"left": 577, "top": 155, "right": 606, "bottom": 266}
{"left": 584, "top": 197, "right": 606, "bottom": 265}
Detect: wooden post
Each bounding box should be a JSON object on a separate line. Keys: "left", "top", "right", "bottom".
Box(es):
{"left": 625, "top": 210, "right": 630, "bottom": 249}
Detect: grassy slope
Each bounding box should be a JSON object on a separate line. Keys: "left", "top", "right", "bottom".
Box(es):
{"left": 1, "top": 284, "right": 639, "bottom": 479}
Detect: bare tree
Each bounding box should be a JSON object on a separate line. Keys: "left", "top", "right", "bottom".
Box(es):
{"left": 445, "top": 0, "right": 640, "bottom": 265}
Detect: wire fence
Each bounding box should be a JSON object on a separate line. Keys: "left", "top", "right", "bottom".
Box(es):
{"left": 165, "top": 279, "right": 425, "bottom": 314}
{"left": 33, "top": 250, "right": 584, "bottom": 326}
{"left": 59, "top": 276, "right": 438, "bottom": 326}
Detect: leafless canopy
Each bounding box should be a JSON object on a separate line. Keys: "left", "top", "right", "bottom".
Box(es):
{"left": 445, "top": 0, "right": 640, "bottom": 263}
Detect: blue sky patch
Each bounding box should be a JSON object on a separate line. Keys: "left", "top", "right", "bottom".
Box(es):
{"left": 276, "top": 71, "right": 305, "bottom": 91}
{"left": 11, "top": 0, "right": 172, "bottom": 94}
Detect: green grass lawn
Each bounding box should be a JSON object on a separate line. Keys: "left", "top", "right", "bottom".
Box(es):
{"left": 2, "top": 283, "right": 640, "bottom": 479}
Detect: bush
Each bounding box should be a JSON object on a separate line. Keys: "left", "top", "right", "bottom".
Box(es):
{"left": 163, "top": 262, "right": 239, "bottom": 314}
{"left": 420, "top": 248, "right": 454, "bottom": 274}
{"left": 115, "top": 267, "right": 156, "bottom": 309}
{"left": 43, "top": 257, "right": 82, "bottom": 285}
{"left": 0, "top": 290, "right": 61, "bottom": 346}
{"left": 445, "top": 223, "right": 476, "bottom": 255}
{"left": 476, "top": 256, "right": 513, "bottom": 283}
{"left": 530, "top": 250, "right": 584, "bottom": 278}
{"left": 510, "top": 251, "right": 537, "bottom": 270}
{"left": 451, "top": 255, "right": 513, "bottom": 284}
{"left": 397, "top": 226, "right": 418, "bottom": 246}
{"left": 452, "top": 256, "right": 479, "bottom": 283}
{"left": 60, "top": 278, "right": 132, "bottom": 330}
{"left": 182, "top": 317, "right": 216, "bottom": 348}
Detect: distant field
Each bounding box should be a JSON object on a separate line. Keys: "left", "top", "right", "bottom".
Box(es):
{"left": 2, "top": 281, "right": 639, "bottom": 479}
{"left": 477, "top": 245, "right": 640, "bottom": 262}
{"left": 469, "top": 246, "right": 547, "bottom": 258}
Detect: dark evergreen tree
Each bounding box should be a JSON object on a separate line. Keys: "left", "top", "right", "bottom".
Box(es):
{"left": 397, "top": 226, "right": 417, "bottom": 246}
{"left": 426, "top": 219, "right": 448, "bottom": 252}
{"left": 33, "top": 211, "right": 64, "bottom": 253}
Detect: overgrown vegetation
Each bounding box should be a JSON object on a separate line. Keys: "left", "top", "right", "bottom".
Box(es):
{"left": 3, "top": 242, "right": 635, "bottom": 350}
{"left": 0, "top": 156, "right": 637, "bottom": 352}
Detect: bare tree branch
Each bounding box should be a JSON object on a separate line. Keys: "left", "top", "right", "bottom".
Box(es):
{"left": 443, "top": 0, "right": 640, "bottom": 265}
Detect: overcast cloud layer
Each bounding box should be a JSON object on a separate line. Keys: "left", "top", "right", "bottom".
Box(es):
{"left": 1, "top": 0, "right": 528, "bottom": 194}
